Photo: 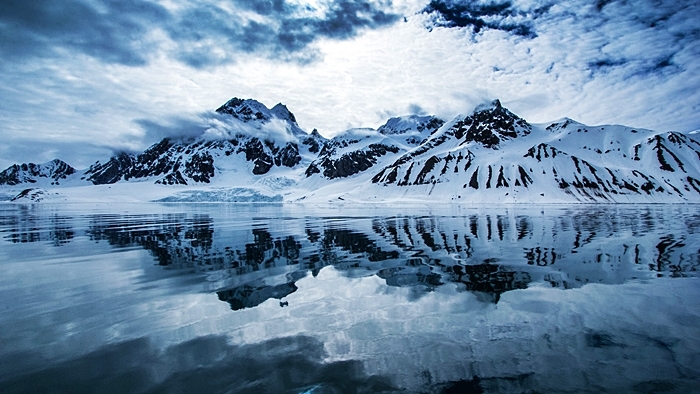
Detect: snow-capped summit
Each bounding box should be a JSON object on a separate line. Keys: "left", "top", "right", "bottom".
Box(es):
{"left": 378, "top": 115, "right": 443, "bottom": 135}
{"left": 473, "top": 99, "right": 503, "bottom": 112}
{"left": 270, "top": 103, "right": 296, "bottom": 123}
{"left": 215, "top": 98, "right": 274, "bottom": 122}
{"left": 446, "top": 99, "right": 532, "bottom": 149}
{"left": 215, "top": 97, "right": 307, "bottom": 138}
{"left": 377, "top": 115, "right": 445, "bottom": 146}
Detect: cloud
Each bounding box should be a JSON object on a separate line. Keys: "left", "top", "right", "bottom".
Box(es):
{"left": 410, "top": 0, "right": 700, "bottom": 127}
{"left": 421, "top": 0, "right": 551, "bottom": 38}
{"left": 0, "top": 0, "right": 168, "bottom": 66}
{"left": 408, "top": 103, "right": 428, "bottom": 115}
{"left": 202, "top": 115, "right": 300, "bottom": 143}
{"left": 419, "top": 0, "right": 700, "bottom": 82}
{"left": 0, "top": 0, "right": 698, "bottom": 169}
{"left": 0, "top": 138, "right": 116, "bottom": 171}
{"left": 135, "top": 112, "right": 300, "bottom": 145}
{"left": 134, "top": 116, "right": 207, "bottom": 143}
{"left": 166, "top": 0, "right": 402, "bottom": 67}
{"left": 0, "top": 0, "right": 402, "bottom": 68}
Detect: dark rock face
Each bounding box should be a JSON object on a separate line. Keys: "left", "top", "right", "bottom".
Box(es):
{"left": 83, "top": 152, "right": 136, "bottom": 184}
{"left": 216, "top": 97, "right": 245, "bottom": 113}
{"left": 184, "top": 152, "right": 215, "bottom": 183}
{"left": 242, "top": 138, "right": 302, "bottom": 175}
{"left": 522, "top": 143, "right": 671, "bottom": 201}
{"left": 84, "top": 134, "right": 302, "bottom": 185}
{"left": 373, "top": 149, "right": 476, "bottom": 186}
{"left": 276, "top": 142, "right": 302, "bottom": 167}
{"left": 10, "top": 188, "right": 48, "bottom": 202}
{"left": 418, "top": 117, "right": 446, "bottom": 134}
{"left": 306, "top": 141, "right": 400, "bottom": 179}
{"left": 242, "top": 138, "right": 273, "bottom": 175}
{"left": 0, "top": 159, "right": 76, "bottom": 185}
{"left": 647, "top": 132, "right": 698, "bottom": 173}
{"left": 450, "top": 100, "right": 531, "bottom": 148}
{"left": 302, "top": 130, "right": 323, "bottom": 153}
{"left": 157, "top": 171, "right": 188, "bottom": 185}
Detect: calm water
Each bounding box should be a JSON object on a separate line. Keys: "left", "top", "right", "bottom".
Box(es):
{"left": 0, "top": 203, "right": 699, "bottom": 393}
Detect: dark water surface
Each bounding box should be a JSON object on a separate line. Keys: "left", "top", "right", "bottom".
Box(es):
{"left": 0, "top": 203, "right": 699, "bottom": 393}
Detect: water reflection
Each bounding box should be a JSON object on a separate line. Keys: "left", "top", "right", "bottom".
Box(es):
{"left": 2, "top": 206, "right": 699, "bottom": 309}
{"left": 0, "top": 335, "right": 397, "bottom": 394}
{"left": 1, "top": 204, "right": 699, "bottom": 393}
{"left": 0, "top": 206, "right": 74, "bottom": 246}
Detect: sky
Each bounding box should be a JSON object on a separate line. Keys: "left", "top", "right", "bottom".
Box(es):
{"left": 1, "top": 0, "right": 699, "bottom": 169}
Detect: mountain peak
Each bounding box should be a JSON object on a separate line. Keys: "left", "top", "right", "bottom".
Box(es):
{"left": 271, "top": 103, "right": 297, "bottom": 124}
{"left": 442, "top": 99, "right": 531, "bottom": 149}
{"left": 0, "top": 159, "right": 76, "bottom": 186}
{"left": 378, "top": 115, "right": 444, "bottom": 135}
{"left": 474, "top": 99, "right": 502, "bottom": 113}
{"left": 215, "top": 97, "right": 272, "bottom": 122}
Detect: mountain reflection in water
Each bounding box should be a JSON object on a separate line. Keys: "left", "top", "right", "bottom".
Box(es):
{"left": 4, "top": 206, "right": 700, "bottom": 309}
{"left": 1, "top": 204, "right": 699, "bottom": 393}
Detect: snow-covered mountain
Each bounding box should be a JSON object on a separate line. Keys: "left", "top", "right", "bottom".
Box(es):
{"left": 304, "top": 128, "right": 402, "bottom": 180}
{"left": 2, "top": 97, "right": 700, "bottom": 203}
{"left": 81, "top": 98, "right": 322, "bottom": 186}
{"left": 303, "top": 115, "right": 444, "bottom": 180}
{"left": 365, "top": 100, "right": 700, "bottom": 203}
{"left": 0, "top": 159, "right": 77, "bottom": 186}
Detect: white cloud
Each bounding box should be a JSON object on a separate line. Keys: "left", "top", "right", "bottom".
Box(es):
{"left": 0, "top": 0, "right": 698, "bottom": 170}
{"left": 201, "top": 115, "right": 300, "bottom": 143}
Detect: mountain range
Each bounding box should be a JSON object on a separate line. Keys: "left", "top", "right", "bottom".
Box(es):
{"left": 2, "top": 97, "right": 700, "bottom": 203}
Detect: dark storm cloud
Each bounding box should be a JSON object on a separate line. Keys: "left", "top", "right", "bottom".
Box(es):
{"left": 0, "top": 0, "right": 401, "bottom": 68}
{"left": 0, "top": 0, "right": 168, "bottom": 66}
{"left": 421, "top": 0, "right": 550, "bottom": 38}
{"left": 587, "top": 58, "right": 628, "bottom": 73}
{"left": 167, "top": 0, "right": 401, "bottom": 67}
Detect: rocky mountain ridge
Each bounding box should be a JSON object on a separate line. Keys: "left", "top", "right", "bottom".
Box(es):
{"left": 2, "top": 97, "right": 700, "bottom": 203}
{"left": 0, "top": 159, "right": 76, "bottom": 186}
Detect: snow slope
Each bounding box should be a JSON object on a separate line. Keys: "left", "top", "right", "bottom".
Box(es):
{"left": 362, "top": 101, "right": 700, "bottom": 203}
